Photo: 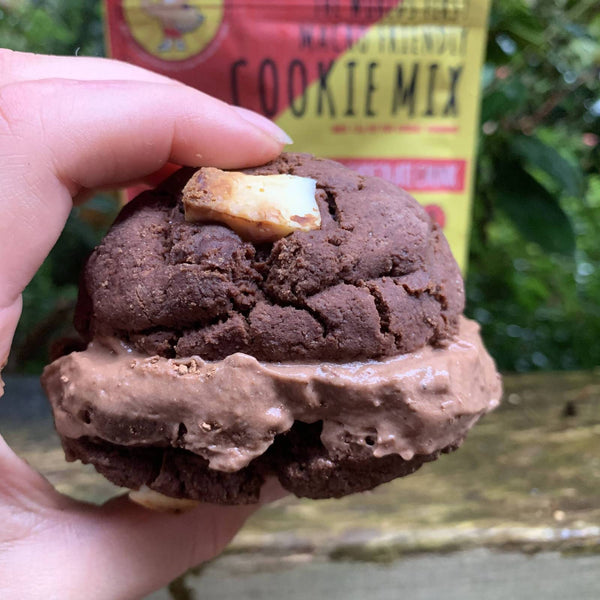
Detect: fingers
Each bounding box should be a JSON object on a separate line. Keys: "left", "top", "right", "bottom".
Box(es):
{"left": 1, "top": 489, "right": 258, "bottom": 599}
{"left": 0, "top": 426, "right": 268, "bottom": 598}
{"left": 77, "top": 497, "right": 257, "bottom": 599}
{"left": 1, "top": 77, "right": 289, "bottom": 192}
{"left": 0, "top": 433, "right": 71, "bottom": 542}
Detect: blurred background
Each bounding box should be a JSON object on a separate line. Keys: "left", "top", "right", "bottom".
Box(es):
{"left": 1, "top": 0, "right": 599, "bottom": 375}
{"left": 2, "top": 2, "right": 600, "bottom": 598}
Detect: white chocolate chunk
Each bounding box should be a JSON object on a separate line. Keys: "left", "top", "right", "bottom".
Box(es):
{"left": 183, "top": 167, "right": 320, "bottom": 242}
{"left": 129, "top": 486, "right": 199, "bottom": 513}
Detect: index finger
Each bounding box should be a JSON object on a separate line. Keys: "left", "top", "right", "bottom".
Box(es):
{"left": 0, "top": 77, "right": 290, "bottom": 363}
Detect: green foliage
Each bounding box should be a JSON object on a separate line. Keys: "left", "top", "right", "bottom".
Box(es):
{"left": 2, "top": 0, "right": 599, "bottom": 373}
{"left": 0, "top": 0, "right": 104, "bottom": 56}
{"left": 493, "top": 159, "right": 576, "bottom": 255}
{"left": 466, "top": 0, "right": 600, "bottom": 371}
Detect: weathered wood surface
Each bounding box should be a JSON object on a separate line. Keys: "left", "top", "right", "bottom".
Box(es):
{"left": 2, "top": 370, "right": 600, "bottom": 598}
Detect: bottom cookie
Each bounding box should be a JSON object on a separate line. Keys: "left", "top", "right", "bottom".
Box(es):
{"left": 62, "top": 421, "right": 460, "bottom": 505}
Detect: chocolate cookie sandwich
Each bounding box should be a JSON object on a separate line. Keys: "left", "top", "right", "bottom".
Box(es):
{"left": 42, "top": 153, "right": 501, "bottom": 506}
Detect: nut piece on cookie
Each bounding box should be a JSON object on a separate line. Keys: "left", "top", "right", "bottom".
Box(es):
{"left": 182, "top": 167, "right": 320, "bottom": 242}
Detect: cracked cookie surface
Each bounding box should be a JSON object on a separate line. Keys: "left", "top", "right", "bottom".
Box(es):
{"left": 75, "top": 154, "right": 464, "bottom": 362}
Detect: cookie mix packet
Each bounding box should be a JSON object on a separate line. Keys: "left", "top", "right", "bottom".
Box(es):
{"left": 105, "top": 0, "right": 491, "bottom": 270}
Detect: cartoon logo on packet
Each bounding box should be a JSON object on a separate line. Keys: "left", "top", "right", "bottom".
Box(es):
{"left": 123, "top": 0, "right": 224, "bottom": 61}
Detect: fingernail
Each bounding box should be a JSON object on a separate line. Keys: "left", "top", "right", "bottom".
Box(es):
{"left": 232, "top": 106, "right": 293, "bottom": 145}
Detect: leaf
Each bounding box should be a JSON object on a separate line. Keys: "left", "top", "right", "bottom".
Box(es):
{"left": 491, "top": 0, "right": 545, "bottom": 46}
{"left": 510, "top": 135, "right": 584, "bottom": 197}
{"left": 481, "top": 77, "right": 528, "bottom": 123}
{"left": 494, "top": 163, "right": 576, "bottom": 256}
{"left": 26, "top": 8, "right": 74, "bottom": 49}
{"left": 504, "top": 20, "right": 545, "bottom": 46}
{"left": 481, "top": 90, "right": 513, "bottom": 122}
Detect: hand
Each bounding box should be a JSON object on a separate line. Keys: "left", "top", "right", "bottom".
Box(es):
{"left": 0, "top": 50, "right": 290, "bottom": 599}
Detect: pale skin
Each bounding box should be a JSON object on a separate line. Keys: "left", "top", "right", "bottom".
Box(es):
{"left": 0, "top": 50, "right": 291, "bottom": 599}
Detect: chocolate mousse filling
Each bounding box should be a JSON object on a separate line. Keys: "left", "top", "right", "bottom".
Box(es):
{"left": 42, "top": 317, "right": 500, "bottom": 502}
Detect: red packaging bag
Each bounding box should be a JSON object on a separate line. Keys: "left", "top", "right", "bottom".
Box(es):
{"left": 105, "top": 0, "right": 491, "bottom": 270}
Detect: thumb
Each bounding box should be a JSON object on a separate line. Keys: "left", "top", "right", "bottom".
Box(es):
{"left": 0, "top": 77, "right": 290, "bottom": 361}
{"left": 73, "top": 496, "right": 257, "bottom": 599}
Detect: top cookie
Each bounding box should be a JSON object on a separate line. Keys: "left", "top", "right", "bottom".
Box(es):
{"left": 75, "top": 154, "right": 465, "bottom": 362}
